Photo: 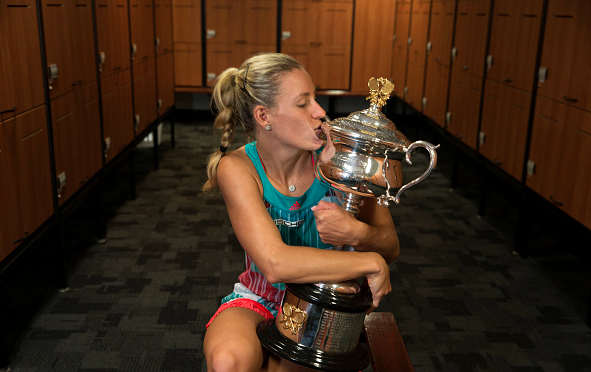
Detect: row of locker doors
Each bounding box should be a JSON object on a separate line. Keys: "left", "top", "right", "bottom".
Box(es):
{"left": 0, "top": 0, "right": 175, "bottom": 262}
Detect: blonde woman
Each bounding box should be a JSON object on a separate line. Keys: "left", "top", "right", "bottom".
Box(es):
{"left": 202, "top": 53, "right": 399, "bottom": 372}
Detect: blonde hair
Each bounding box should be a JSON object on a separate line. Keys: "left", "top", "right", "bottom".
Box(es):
{"left": 202, "top": 53, "right": 304, "bottom": 192}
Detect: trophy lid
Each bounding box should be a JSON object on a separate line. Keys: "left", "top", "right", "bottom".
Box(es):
{"left": 329, "top": 77, "right": 409, "bottom": 151}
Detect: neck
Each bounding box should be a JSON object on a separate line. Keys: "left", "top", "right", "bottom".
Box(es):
{"left": 255, "top": 142, "right": 311, "bottom": 191}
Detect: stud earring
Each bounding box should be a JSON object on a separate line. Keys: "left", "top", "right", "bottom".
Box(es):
{"left": 265, "top": 125, "right": 272, "bottom": 131}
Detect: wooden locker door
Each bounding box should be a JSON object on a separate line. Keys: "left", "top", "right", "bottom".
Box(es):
{"left": 317, "top": 1, "right": 353, "bottom": 47}
{"left": 157, "top": 52, "right": 175, "bottom": 114}
{"left": 569, "top": 117, "right": 591, "bottom": 229}
{"left": 526, "top": 97, "right": 588, "bottom": 220}
{"left": 51, "top": 84, "right": 102, "bottom": 204}
{"left": 0, "top": 0, "right": 45, "bottom": 119}
{"left": 95, "top": 0, "right": 116, "bottom": 75}
{"left": 0, "top": 26, "right": 17, "bottom": 121}
{"left": 479, "top": 80, "right": 531, "bottom": 180}
{"left": 350, "top": 0, "right": 396, "bottom": 93}
{"left": 206, "top": 0, "right": 241, "bottom": 44}
{"left": 452, "top": 0, "right": 490, "bottom": 77}
{"left": 174, "top": 43, "right": 202, "bottom": 87}
{"left": 42, "top": 0, "right": 76, "bottom": 98}
{"left": 391, "top": 0, "right": 411, "bottom": 97}
{"left": 281, "top": 1, "right": 316, "bottom": 47}
{"left": 447, "top": 69, "right": 482, "bottom": 149}
{"left": 241, "top": 0, "right": 277, "bottom": 46}
{"left": 133, "top": 58, "right": 158, "bottom": 133}
{"left": 405, "top": 0, "right": 430, "bottom": 108}
{"left": 0, "top": 118, "right": 19, "bottom": 259}
{"left": 173, "top": 0, "right": 201, "bottom": 43}
{"left": 113, "top": 0, "right": 131, "bottom": 71}
{"left": 7, "top": 107, "right": 54, "bottom": 245}
{"left": 101, "top": 70, "right": 134, "bottom": 161}
{"left": 486, "top": 0, "right": 544, "bottom": 92}
{"left": 96, "top": 0, "right": 130, "bottom": 75}
{"left": 428, "top": 0, "right": 456, "bottom": 67}
{"left": 155, "top": 0, "right": 173, "bottom": 56}
{"left": 130, "top": 0, "right": 155, "bottom": 65}
{"left": 423, "top": 60, "right": 450, "bottom": 127}
{"left": 537, "top": 0, "right": 591, "bottom": 112}
{"left": 69, "top": 0, "right": 96, "bottom": 87}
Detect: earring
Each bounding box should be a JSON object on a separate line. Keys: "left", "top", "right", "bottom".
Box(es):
{"left": 265, "top": 125, "right": 272, "bottom": 131}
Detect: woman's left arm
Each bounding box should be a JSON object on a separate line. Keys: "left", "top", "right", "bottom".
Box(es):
{"left": 312, "top": 199, "right": 399, "bottom": 263}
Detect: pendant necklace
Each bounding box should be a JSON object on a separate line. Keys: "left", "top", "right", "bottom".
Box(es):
{"left": 259, "top": 149, "right": 310, "bottom": 193}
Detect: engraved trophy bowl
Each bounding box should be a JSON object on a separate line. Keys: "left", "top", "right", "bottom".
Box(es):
{"left": 257, "top": 78, "right": 439, "bottom": 371}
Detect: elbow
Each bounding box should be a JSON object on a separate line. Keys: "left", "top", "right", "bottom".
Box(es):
{"left": 256, "top": 252, "right": 285, "bottom": 284}
{"left": 387, "top": 237, "right": 401, "bottom": 264}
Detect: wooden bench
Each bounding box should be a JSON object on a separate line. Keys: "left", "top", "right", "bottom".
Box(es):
{"left": 363, "top": 312, "right": 414, "bottom": 372}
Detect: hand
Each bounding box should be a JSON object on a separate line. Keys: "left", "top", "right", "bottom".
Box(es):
{"left": 311, "top": 200, "right": 361, "bottom": 247}
{"left": 365, "top": 254, "right": 392, "bottom": 312}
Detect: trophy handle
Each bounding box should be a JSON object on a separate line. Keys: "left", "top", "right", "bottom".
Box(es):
{"left": 378, "top": 140, "right": 439, "bottom": 206}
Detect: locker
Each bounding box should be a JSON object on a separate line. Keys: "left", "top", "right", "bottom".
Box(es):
{"left": 157, "top": 52, "right": 175, "bottom": 114}
{"left": 95, "top": 0, "right": 131, "bottom": 76}
{"left": 527, "top": 98, "right": 591, "bottom": 229}
{"left": 391, "top": 0, "right": 411, "bottom": 97}
{"left": 537, "top": 0, "right": 591, "bottom": 112}
{"left": 207, "top": 0, "right": 277, "bottom": 46}
{"left": 174, "top": 43, "right": 203, "bottom": 87}
{"left": 350, "top": 0, "right": 396, "bottom": 93}
{"left": 479, "top": 80, "right": 531, "bottom": 180}
{"left": 51, "top": 83, "right": 102, "bottom": 204}
{"left": 446, "top": 69, "right": 482, "bottom": 149}
{"left": 42, "top": 0, "right": 96, "bottom": 99}
{"left": 101, "top": 70, "right": 134, "bottom": 161}
{"left": 486, "top": 0, "right": 544, "bottom": 92}
{"left": 0, "top": 106, "right": 53, "bottom": 259}
{"left": 0, "top": 0, "right": 45, "bottom": 121}
{"left": 155, "top": 0, "right": 173, "bottom": 56}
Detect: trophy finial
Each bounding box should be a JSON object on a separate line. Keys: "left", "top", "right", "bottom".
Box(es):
{"left": 366, "top": 77, "right": 395, "bottom": 108}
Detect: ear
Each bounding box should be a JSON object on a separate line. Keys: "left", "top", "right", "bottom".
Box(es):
{"left": 253, "top": 105, "right": 272, "bottom": 129}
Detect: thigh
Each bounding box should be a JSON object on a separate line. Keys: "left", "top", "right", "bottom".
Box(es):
{"left": 264, "top": 354, "right": 318, "bottom": 372}
{"left": 204, "top": 307, "right": 267, "bottom": 371}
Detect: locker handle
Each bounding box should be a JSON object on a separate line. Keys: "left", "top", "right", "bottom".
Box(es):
{"left": 462, "top": 65, "right": 469, "bottom": 70}
{"left": 493, "top": 158, "right": 503, "bottom": 166}
{"left": 549, "top": 195, "right": 564, "bottom": 207}
{"left": 1, "top": 106, "right": 17, "bottom": 114}
{"left": 562, "top": 96, "right": 578, "bottom": 103}
{"left": 12, "top": 231, "right": 30, "bottom": 245}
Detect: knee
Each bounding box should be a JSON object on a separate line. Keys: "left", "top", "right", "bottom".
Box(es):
{"left": 208, "top": 348, "right": 256, "bottom": 372}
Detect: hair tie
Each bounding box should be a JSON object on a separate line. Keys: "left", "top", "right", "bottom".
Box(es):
{"left": 219, "top": 145, "right": 228, "bottom": 153}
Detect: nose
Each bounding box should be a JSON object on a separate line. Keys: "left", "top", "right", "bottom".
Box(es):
{"left": 311, "top": 99, "right": 326, "bottom": 119}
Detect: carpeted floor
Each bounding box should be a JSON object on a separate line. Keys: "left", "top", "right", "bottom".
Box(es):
{"left": 2, "top": 112, "right": 591, "bottom": 372}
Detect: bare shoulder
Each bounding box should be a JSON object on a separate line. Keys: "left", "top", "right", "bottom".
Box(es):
{"left": 217, "top": 146, "right": 262, "bottom": 196}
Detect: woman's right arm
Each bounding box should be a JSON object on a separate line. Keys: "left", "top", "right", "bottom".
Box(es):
{"left": 216, "top": 151, "right": 392, "bottom": 309}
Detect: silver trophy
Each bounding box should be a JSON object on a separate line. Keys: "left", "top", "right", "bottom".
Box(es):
{"left": 257, "top": 78, "right": 439, "bottom": 371}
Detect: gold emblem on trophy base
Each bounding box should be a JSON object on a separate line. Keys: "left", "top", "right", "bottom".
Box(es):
{"left": 279, "top": 302, "right": 308, "bottom": 335}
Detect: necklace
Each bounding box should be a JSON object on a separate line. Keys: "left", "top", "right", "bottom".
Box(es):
{"left": 258, "top": 149, "right": 310, "bottom": 193}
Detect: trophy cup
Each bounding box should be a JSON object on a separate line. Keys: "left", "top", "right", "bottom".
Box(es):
{"left": 257, "top": 78, "right": 439, "bottom": 371}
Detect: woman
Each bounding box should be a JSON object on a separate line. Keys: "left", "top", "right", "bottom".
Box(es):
{"left": 202, "top": 53, "right": 399, "bottom": 372}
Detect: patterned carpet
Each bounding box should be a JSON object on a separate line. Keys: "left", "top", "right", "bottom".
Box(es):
{"left": 1, "top": 111, "right": 590, "bottom": 372}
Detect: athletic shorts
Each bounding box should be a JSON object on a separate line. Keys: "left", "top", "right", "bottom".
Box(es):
{"left": 206, "top": 283, "right": 280, "bottom": 328}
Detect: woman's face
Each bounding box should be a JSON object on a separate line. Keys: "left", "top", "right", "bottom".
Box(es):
{"left": 267, "top": 68, "right": 327, "bottom": 151}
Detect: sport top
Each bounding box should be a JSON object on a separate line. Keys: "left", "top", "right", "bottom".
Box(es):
{"left": 234, "top": 141, "right": 340, "bottom": 307}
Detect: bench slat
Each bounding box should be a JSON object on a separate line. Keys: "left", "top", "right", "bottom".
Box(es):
{"left": 364, "top": 312, "right": 414, "bottom": 372}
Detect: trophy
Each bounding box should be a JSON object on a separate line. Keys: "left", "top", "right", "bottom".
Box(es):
{"left": 257, "top": 78, "right": 439, "bottom": 371}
